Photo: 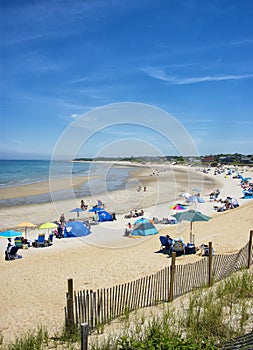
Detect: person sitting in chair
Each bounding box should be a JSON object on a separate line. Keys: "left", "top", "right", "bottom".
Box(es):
{"left": 166, "top": 235, "right": 174, "bottom": 248}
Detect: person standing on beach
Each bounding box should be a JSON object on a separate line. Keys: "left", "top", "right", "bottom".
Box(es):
{"left": 60, "top": 213, "right": 65, "bottom": 224}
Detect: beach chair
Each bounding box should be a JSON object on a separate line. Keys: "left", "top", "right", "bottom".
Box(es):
{"left": 33, "top": 234, "right": 46, "bottom": 248}
{"left": 47, "top": 233, "right": 54, "bottom": 246}
{"left": 159, "top": 236, "right": 172, "bottom": 250}
{"left": 171, "top": 239, "right": 185, "bottom": 256}
{"left": 14, "top": 237, "right": 23, "bottom": 248}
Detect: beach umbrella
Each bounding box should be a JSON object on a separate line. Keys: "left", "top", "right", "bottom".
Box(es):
{"left": 39, "top": 222, "right": 57, "bottom": 233}
{"left": 187, "top": 195, "right": 205, "bottom": 209}
{"left": 170, "top": 204, "right": 186, "bottom": 211}
{"left": 192, "top": 188, "right": 201, "bottom": 193}
{"left": 69, "top": 208, "right": 83, "bottom": 218}
{"left": 180, "top": 192, "right": 191, "bottom": 198}
{"left": 16, "top": 221, "right": 37, "bottom": 238}
{"left": 188, "top": 196, "right": 205, "bottom": 203}
{"left": 39, "top": 222, "right": 57, "bottom": 229}
{"left": 172, "top": 210, "right": 211, "bottom": 243}
{"left": 0, "top": 230, "right": 23, "bottom": 238}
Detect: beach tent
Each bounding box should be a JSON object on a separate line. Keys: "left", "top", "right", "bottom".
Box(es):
{"left": 65, "top": 221, "right": 91, "bottom": 238}
{"left": 88, "top": 207, "right": 104, "bottom": 213}
{"left": 97, "top": 210, "right": 113, "bottom": 222}
{"left": 131, "top": 218, "right": 158, "bottom": 236}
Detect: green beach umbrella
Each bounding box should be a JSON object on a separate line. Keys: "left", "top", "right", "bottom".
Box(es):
{"left": 172, "top": 210, "right": 211, "bottom": 244}
{"left": 39, "top": 222, "right": 57, "bottom": 233}
{"left": 39, "top": 222, "right": 57, "bottom": 229}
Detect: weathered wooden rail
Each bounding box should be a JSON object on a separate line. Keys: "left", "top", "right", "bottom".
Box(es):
{"left": 65, "top": 231, "right": 253, "bottom": 336}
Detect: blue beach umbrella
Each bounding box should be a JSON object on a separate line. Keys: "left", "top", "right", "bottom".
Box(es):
{"left": 188, "top": 196, "right": 205, "bottom": 203}
{"left": 0, "top": 230, "right": 23, "bottom": 238}
{"left": 69, "top": 207, "right": 84, "bottom": 218}
{"left": 192, "top": 188, "right": 201, "bottom": 193}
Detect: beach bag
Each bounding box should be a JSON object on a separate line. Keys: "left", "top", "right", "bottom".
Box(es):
{"left": 186, "top": 243, "right": 196, "bottom": 255}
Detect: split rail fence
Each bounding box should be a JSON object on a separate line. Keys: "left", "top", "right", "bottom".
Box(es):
{"left": 65, "top": 231, "right": 253, "bottom": 333}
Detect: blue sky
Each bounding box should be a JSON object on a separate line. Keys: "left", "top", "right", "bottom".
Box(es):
{"left": 1, "top": 0, "right": 253, "bottom": 159}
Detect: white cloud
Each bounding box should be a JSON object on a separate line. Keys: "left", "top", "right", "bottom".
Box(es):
{"left": 142, "top": 67, "right": 253, "bottom": 85}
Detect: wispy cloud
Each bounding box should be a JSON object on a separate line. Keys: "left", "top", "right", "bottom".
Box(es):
{"left": 142, "top": 67, "right": 253, "bottom": 85}
{"left": 230, "top": 38, "right": 253, "bottom": 46}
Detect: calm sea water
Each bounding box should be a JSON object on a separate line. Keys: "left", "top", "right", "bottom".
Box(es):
{"left": 0, "top": 160, "right": 136, "bottom": 206}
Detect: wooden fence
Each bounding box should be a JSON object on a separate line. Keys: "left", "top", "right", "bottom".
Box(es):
{"left": 65, "top": 231, "right": 253, "bottom": 333}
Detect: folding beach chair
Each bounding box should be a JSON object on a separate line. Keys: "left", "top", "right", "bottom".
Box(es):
{"left": 33, "top": 234, "right": 46, "bottom": 247}
{"left": 14, "top": 237, "right": 23, "bottom": 248}
{"left": 47, "top": 233, "right": 54, "bottom": 246}
{"left": 159, "top": 236, "right": 172, "bottom": 250}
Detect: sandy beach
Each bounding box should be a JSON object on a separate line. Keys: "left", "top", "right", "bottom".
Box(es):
{"left": 0, "top": 163, "right": 253, "bottom": 344}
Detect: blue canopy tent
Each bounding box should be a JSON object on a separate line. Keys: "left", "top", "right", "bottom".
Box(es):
{"left": 65, "top": 221, "right": 91, "bottom": 238}
{"left": 88, "top": 207, "right": 104, "bottom": 213}
{"left": 97, "top": 210, "right": 113, "bottom": 222}
{"left": 131, "top": 218, "right": 158, "bottom": 236}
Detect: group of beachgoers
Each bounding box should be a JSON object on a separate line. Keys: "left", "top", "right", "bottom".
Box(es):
{"left": 80, "top": 199, "right": 105, "bottom": 211}
{"left": 124, "top": 209, "right": 144, "bottom": 219}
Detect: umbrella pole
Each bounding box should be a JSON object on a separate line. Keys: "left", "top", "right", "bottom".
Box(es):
{"left": 190, "top": 222, "right": 193, "bottom": 243}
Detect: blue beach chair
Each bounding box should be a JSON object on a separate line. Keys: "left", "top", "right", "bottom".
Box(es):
{"left": 33, "top": 234, "right": 46, "bottom": 247}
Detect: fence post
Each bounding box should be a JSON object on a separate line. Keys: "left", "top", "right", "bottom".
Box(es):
{"left": 169, "top": 252, "right": 176, "bottom": 302}
{"left": 67, "top": 278, "right": 74, "bottom": 330}
{"left": 81, "top": 323, "right": 89, "bottom": 350}
{"left": 208, "top": 242, "right": 213, "bottom": 287}
{"left": 248, "top": 230, "right": 253, "bottom": 269}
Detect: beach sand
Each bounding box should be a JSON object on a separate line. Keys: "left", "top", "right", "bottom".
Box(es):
{"left": 0, "top": 163, "right": 252, "bottom": 344}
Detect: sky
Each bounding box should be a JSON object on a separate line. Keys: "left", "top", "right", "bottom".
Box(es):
{"left": 1, "top": 0, "right": 253, "bottom": 160}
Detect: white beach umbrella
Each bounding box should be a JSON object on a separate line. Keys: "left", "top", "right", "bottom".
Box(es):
{"left": 180, "top": 192, "right": 191, "bottom": 198}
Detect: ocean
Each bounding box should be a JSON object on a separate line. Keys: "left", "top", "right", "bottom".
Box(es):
{"left": 0, "top": 160, "right": 137, "bottom": 206}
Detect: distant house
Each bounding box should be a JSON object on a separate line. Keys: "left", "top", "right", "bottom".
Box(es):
{"left": 240, "top": 156, "right": 252, "bottom": 164}
{"left": 219, "top": 156, "right": 231, "bottom": 164}
{"left": 202, "top": 156, "right": 216, "bottom": 163}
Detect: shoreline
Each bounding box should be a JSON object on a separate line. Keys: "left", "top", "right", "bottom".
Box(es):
{"left": 0, "top": 164, "right": 218, "bottom": 230}
{"left": 0, "top": 161, "right": 144, "bottom": 206}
